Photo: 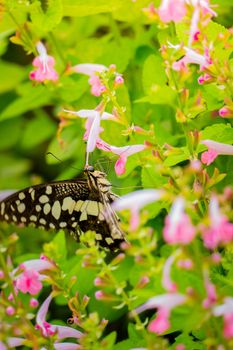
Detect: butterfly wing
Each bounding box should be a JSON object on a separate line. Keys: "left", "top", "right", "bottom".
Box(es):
{"left": 0, "top": 179, "right": 125, "bottom": 249}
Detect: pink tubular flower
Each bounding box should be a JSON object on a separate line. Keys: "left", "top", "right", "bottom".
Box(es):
{"left": 213, "top": 297, "right": 233, "bottom": 339}
{"left": 13, "top": 257, "right": 55, "bottom": 295}
{"left": 134, "top": 293, "right": 186, "bottom": 334}
{"left": 219, "top": 106, "right": 233, "bottom": 118}
{"left": 36, "top": 293, "right": 83, "bottom": 340}
{"left": 163, "top": 197, "right": 196, "bottom": 245}
{"left": 202, "top": 196, "right": 233, "bottom": 249}
{"left": 30, "top": 42, "right": 58, "bottom": 82}
{"left": 112, "top": 189, "right": 163, "bottom": 230}
{"left": 0, "top": 338, "right": 25, "bottom": 349}
{"left": 188, "top": 0, "right": 217, "bottom": 45}
{"left": 202, "top": 270, "right": 217, "bottom": 308}
{"left": 63, "top": 109, "right": 117, "bottom": 141}
{"left": 169, "top": 43, "right": 212, "bottom": 71}
{"left": 201, "top": 140, "right": 233, "bottom": 165}
{"left": 109, "top": 144, "right": 146, "bottom": 175}
{"left": 71, "top": 63, "right": 108, "bottom": 97}
{"left": 162, "top": 250, "right": 180, "bottom": 292}
{"left": 158, "top": 0, "right": 186, "bottom": 23}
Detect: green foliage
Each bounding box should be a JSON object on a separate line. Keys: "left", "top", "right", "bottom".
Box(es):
{"left": 0, "top": 1, "right": 233, "bottom": 349}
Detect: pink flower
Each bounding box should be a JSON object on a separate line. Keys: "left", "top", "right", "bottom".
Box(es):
{"left": 188, "top": 0, "right": 217, "bottom": 45}
{"left": 201, "top": 140, "right": 233, "bottom": 165}
{"left": 15, "top": 268, "right": 42, "bottom": 295}
{"left": 109, "top": 144, "right": 146, "bottom": 175}
{"left": 162, "top": 251, "right": 180, "bottom": 292}
{"left": 112, "top": 189, "right": 163, "bottom": 230}
{"left": 0, "top": 338, "right": 25, "bottom": 349}
{"left": 30, "top": 42, "right": 58, "bottom": 82}
{"left": 213, "top": 297, "right": 233, "bottom": 339}
{"left": 13, "top": 257, "right": 55, "bottom": 295}
{"left": 63, "top": 109, "right": 117, "bottom": 141}
{"left": 72, "top": 63, "right": 108, "bottom": 97}
{"left": 163, "top": 197, "right": 196, "bottom": 245}
{"left": 202, "top": 196, "right": 233, "bottom": 249}
{"left": 158, "top": 0, "right": 186, "bottom": 23}
{"left": 134, "top": 293, "right": 187, "bottom": 334}
{"left": 219, "top": 106, "right": 233, "bottom": 118}
{"left": 36, "top": 294, "right": 83, "bottom": 340}
{"left": 169, "top": 43, "right": 212, "bottom": 71}
{"left": 202, "top": 270, "right": 217, "bottom": 308}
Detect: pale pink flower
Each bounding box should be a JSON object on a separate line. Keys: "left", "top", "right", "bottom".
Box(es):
{"left": 202, "top": 270, "right": 217, "bottom": 308}
{"left": 63, "top": 109, "right": 117, "bottom": 141}
{"left": 201, "top": 140, "right": 233, "bottom": 165}
{"left": 169, "top": 43, "right": 211, "bottom": 71}
{"left": 188, "top": 0, "right": 217, "bottom": 45}
{"left": 112, "top": 189, "right": 163, "bottom": 230}
{"left": 213, "top": 297, "right": 233, "bottom": 339}
{"left": 162, "top": 251, "right": 180, "bottom": 292}
{"left": 163, "top": 197, "right": 196, "bottom": 244}
{"left": 197, "top": 73, "right": 212, "bottom": 85}
{"left": 72, "top": 63, "right": 108, "bottom": 97}
{"left": 30, "top": 42, "right": 58, "bottom": 82}
{"left": 36, "top": 293, "right": 83, "bottom": 340}
{"left": 134, "top": 293, "right": 187, "bottom": 334}
{"left": 158, "top": 0, "right": 186, "bottom": 23}
{"left": 114, "top": 75, "right": 124, "bottom": 86}
{"left": 202, "top": 196, "right": 233, "bottom": 249}
{"left": 0, "top": 338, "right": 25, "bottom": 349}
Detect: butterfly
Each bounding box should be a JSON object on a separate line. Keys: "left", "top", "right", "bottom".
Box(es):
{"left": 0, "top": 166, "right": 126, "bottom": 250}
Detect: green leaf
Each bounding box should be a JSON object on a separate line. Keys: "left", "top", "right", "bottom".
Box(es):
{"left": 200, "top": 123, "right": 233, "bottom": 146}
{"left": 21, "top": 112, "right": 56, "bottom": 149}
{"left": 30, "top": 0, "right": 63, "bottom": 33}
{"left": 138, "top": 85, "right": 177, "bottom": 106}
{"left": 142, "top": 54, "right": 167, "bottom": 94}
{"left": 43, "top": 231, "right": 67, "bottom": 262}
{"left": 0, "top": 119, "right": 22, "bottom": 150}
{"left": 62, "top": 0, "right": 124, "bottom": 17}
{"left": 47, "top": 123, "right": 85, "bottom": 164}
{"left": 164, "top": 147, "right": 190, "bottom": 166}
{"left": 0, "top": 60, "right": 25, "bottom": 93}
{"left": 0, "top": 85, "right": 52, "bottom": 121}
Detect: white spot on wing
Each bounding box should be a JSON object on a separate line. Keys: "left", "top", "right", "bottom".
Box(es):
{"left": 18, "top": 192, "right": 25, "bottom": 200}
{"left": 62, "top": 197, "right": 76, "bottom": 214}
{"left": 43, "top": 203, "right": 51, "bottom": 215}
{"left": 18, "top": 203, "right": 25, "bottom": 213}
{"left": 51, "top": 201, "right": 61, "bottom": 220}
{"left": 46, "top": 186, "right": 52, "bottom": 195}
{"left": 39, "top": 195, "right": 49, "bottom": 203}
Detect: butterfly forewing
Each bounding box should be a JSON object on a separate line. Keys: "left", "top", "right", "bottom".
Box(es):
{"left": 0, "top": 170, "right": 126, "bottom": 250}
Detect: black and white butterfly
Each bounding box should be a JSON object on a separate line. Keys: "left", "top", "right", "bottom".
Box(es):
{"left": 0, "top": 166, "right": 126, "bottom": 250}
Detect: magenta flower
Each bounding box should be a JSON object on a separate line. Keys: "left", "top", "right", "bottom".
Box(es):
{"left": 163, "top": 197, "right": 196, "bottom": 245}
{"left": 202, "top": 196, "right": 233, "bottom": 249}
{"left": 36, "top": 293, "right": 83, "bottom": 340}
{"left": 13, "top": 257, "right": 55, "bottom": 295}
{"left": 157, "top": 0, "right": 186, "bottom": 23}
{"left": 201, "top": 140, "right": 233, "bottom": 165}
{"left": 112, "top": 189, "right": 163, "bottom": 230}
{"left": 30, "top": 42, "right": 58, "bottom": 82}
{"left": 134, "top": 293, "right": 187, "bottom": 334}
{"left": 213, "top": 297, "right": 233, "bottom": 339}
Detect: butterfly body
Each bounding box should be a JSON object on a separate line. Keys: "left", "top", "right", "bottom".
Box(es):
{"left": 0, "top": 169, "right": 125, "bottom": 249}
